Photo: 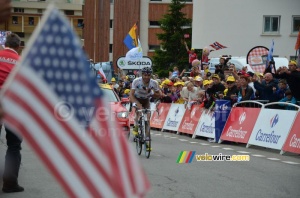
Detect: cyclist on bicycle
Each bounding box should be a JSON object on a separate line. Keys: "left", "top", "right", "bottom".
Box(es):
{"left": 130, "top": 67, "right": 162, "bottom": 150}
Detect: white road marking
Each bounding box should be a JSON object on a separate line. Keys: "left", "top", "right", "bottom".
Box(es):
{"left": 200, "top": 143, "right": 209, "bottom": 146}
{"left": 282, "top": 161, "right": 300, "bottom": 165}
{"left": 237, "top": 151, "right": 250, "bottom": 154}
{"left": 190, "top": 142, "right": 198, "bottom": 144}
{"left": 222, "top": 148, "right": 234, "bottom": 150}
{"left": 211, "top": 146, "right": 220, "bottom": 148}
{"left": 267, "top": 158, "right": 281, "bottom": 161}
{"left": 251, "top": 154, "right": 265, "bottom": 157}
{"left": 179, "top": 139, "right": 188, "bottom": 141}
{"left": 154, "top": 134, "right": 162, "bottom": 136}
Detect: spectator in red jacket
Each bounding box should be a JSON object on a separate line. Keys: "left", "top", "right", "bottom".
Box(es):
{"left": 184, "top": 41, "right": 197, "bottom": 69}
{"left": 0, "top": 33, "right": 25, "bottom": 193}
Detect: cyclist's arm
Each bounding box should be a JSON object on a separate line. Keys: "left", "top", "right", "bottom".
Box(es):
{"left": 130, "top": 89, "right": 142, "bottom": 109}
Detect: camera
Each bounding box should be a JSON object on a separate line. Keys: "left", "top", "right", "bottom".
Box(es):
{"left": 206, "top": 72, "right": 212, "bottom": 77}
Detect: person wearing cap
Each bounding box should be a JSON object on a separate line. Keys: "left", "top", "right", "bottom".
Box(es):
{"left": 194, "top": 76, "right": 203, "bottom": 91}
{"left": 237, "top": 75, "right": 254, "bottom": 102}
{"left": 208, "top": 74, "right": 225, "bottom": 98}
{"left": 123, "top": 89, "right": 130, "bottom": 98}
{"left": 173, "top": 82, "right": 185, "bottom": 104}
{"left": 184, "top": 41, "right": 197, "bottom": 69}
{"left": 219, "top": 76, "right": 239, "bottom": 105}
{"left": 252, "top": 72, "right": 278, "bottom": 102}
{"left": 275, "top": 60, "right": 300, "bottom": 100}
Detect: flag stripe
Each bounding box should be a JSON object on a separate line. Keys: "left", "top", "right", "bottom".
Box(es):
{"left": 3, "top": 99, "right": 93, "bottom": 197}
{"left": 14, "top": 73, "right": 120, "bottom": 196}
{"left": 90, "top": 110, "right": 127, "bottom": 197}
{"left": 5, "top": 91, "right": 105, "bottom": 198}
{"left": 4, "top": 114, "right": 78, "bottom": 198}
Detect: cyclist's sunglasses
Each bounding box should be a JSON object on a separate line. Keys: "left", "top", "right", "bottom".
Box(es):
{"left": 142, "top": 72, "right": 152, "bottom": 76}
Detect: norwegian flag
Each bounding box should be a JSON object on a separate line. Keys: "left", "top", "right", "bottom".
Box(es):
{"left": 0, "top": 4, "right": 149, "bottom": 198}
{"left": 209, "top": 41, "right": 227, "bottom": 50}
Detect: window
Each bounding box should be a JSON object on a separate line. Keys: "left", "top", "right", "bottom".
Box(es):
{"left": 263, "top": 16, "right": 280, "bottom": 34}
{"left": 14, "top": 8, "right": 24, "bottom": 13}
{"left": 150, "top": 0, "right": 162, "bottom": 1}
{"left": 77, "top": 19, "right": 84, "bottom": 28}
{"left": 110, "top": 20, "right": 113, "bottom": 28}
{"left": 148, "top": 45, "right": 160, "bottom": 51}
{"left": 292, "top": 16, "right": 300, "bottom": 34}
{"left": 110, "top": 0, "right": 114, "bottom": 3}
{"left": 15, "top": 32, "right": 25, "bottom": 38}
{"left": 64, "top": 10, "right": 74, "bottom": 15}
{"left": 109, "top": 44, "right": 113, "bottom": 53}
{"left": 12, "top": 16, "right": 18, "bottom": 24}
{"left": 29, "top": 17, "right": 34, "bottom": 25}
{"left": 149, "top": 21, "right": 160, "bottom": 26}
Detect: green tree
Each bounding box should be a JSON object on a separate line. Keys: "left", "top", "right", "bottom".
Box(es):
{"left": 152, "top": 0, "right": 192, "bottom": 77}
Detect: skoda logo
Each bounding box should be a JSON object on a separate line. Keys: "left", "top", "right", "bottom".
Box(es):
{"left": 119, "top": 60, "right": 126, "bottom": 67}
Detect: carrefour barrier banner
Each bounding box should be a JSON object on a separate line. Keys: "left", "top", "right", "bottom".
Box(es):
{"left": 220, "top": 107, "right": 261, "bottom": 143}
{"left": 282, "top": 113, "right": 300, "bottom": 154}
{"left": 178, "top": 105, "right": 203, "bottom": 135}
{"left": 248, "top": 109, "right": 297, "bottom": 150}
{"left": 214, "top": 100, "right": 231, "bottom": 142}
{"left": 150, "top": 103, "right": 171, "bottom": 129}
{"left": 194, "top": 109, "right": 215, "bottom": 138}
{"left": 162, "top": 104, "right": 186, "bottom": 131}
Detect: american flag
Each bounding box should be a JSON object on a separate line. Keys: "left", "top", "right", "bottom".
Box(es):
{"left": 0, "top": 5, "right": 149, "bottom": 198}
{"left": 209, "top": 41, "right": 227, "bottom": 50}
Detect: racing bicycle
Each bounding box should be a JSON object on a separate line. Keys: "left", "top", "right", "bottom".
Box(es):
{"left": 133, "top": 101, "right": 160, "bottom": 158}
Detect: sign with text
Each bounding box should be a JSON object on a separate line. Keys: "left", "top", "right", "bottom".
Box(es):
{"left": 248, "top": 109, "right": 297, "bottom": 150}
{"left": 162, "top": 104, "right": 186, "bottom": 132}
{"left": 282, "top": 113, "right": 300, "bottom": 154}
{"left": 178, "top": 105, "right": 203, "bottom": 135}
{"left": 194, "top": 109, "right": 215, "bottom": 138}
{"left": 150, "top": 103, "right": 171, "bottom": 129}
{"left": 220, "top": 107, "right": 260, "bottom": 143}
{"left": 117, "top": 56, "right": 152, "bottom": 70}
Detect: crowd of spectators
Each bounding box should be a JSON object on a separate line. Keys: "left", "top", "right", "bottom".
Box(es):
{"left": 108, "top": 59, "right": 300, "bottom": 111}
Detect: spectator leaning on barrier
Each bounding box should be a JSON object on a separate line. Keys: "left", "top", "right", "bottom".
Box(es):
{"left": 220, "top": 76, "right": 239, "bottom": 105}
{"left": 237, "top": 75, "right": 254, "bottom": 102}
{"left": 275, "top": 60, "right": 300, "bottom": 101}
{"left": 278, "top": 89, "right": 297, "bottom": 110}
{"left": 273, "top": 79, "right": 289, "bottom": 101}
{"left": 252, "top": 72, "right": 278, "bottom": 102}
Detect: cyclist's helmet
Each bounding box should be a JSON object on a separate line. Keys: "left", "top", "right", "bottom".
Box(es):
{"left": 141, "top": 67, "right": 153, "bottom": 74}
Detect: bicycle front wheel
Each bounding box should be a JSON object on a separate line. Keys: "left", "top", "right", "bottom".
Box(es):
{"left": 136, "top": 134, "right": 142, "bottom": 155}
{"left": 144, "top": 121, "right": 151, "bottom": 158}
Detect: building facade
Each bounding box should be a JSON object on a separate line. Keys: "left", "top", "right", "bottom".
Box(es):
{"left": 192, "top": 0, "right": 300, "bottom": 60}
{"left": 83, "top": 0, "right": 193, "bottom": 71}
{"left": 0, "top": 0, "right": 84, "bottom": 51}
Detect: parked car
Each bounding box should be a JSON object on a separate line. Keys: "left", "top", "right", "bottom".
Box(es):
{"left": 98, "top": 83, "right": 130, "bottom": 137}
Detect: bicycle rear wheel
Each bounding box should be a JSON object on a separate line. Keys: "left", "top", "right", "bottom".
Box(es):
{"left": 144, "top": 121, "right": 151, "bottom": 158}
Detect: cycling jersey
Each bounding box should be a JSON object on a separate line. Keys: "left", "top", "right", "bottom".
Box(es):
{"left": 131, "top": 77, "right": 160, "bottom": 99}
